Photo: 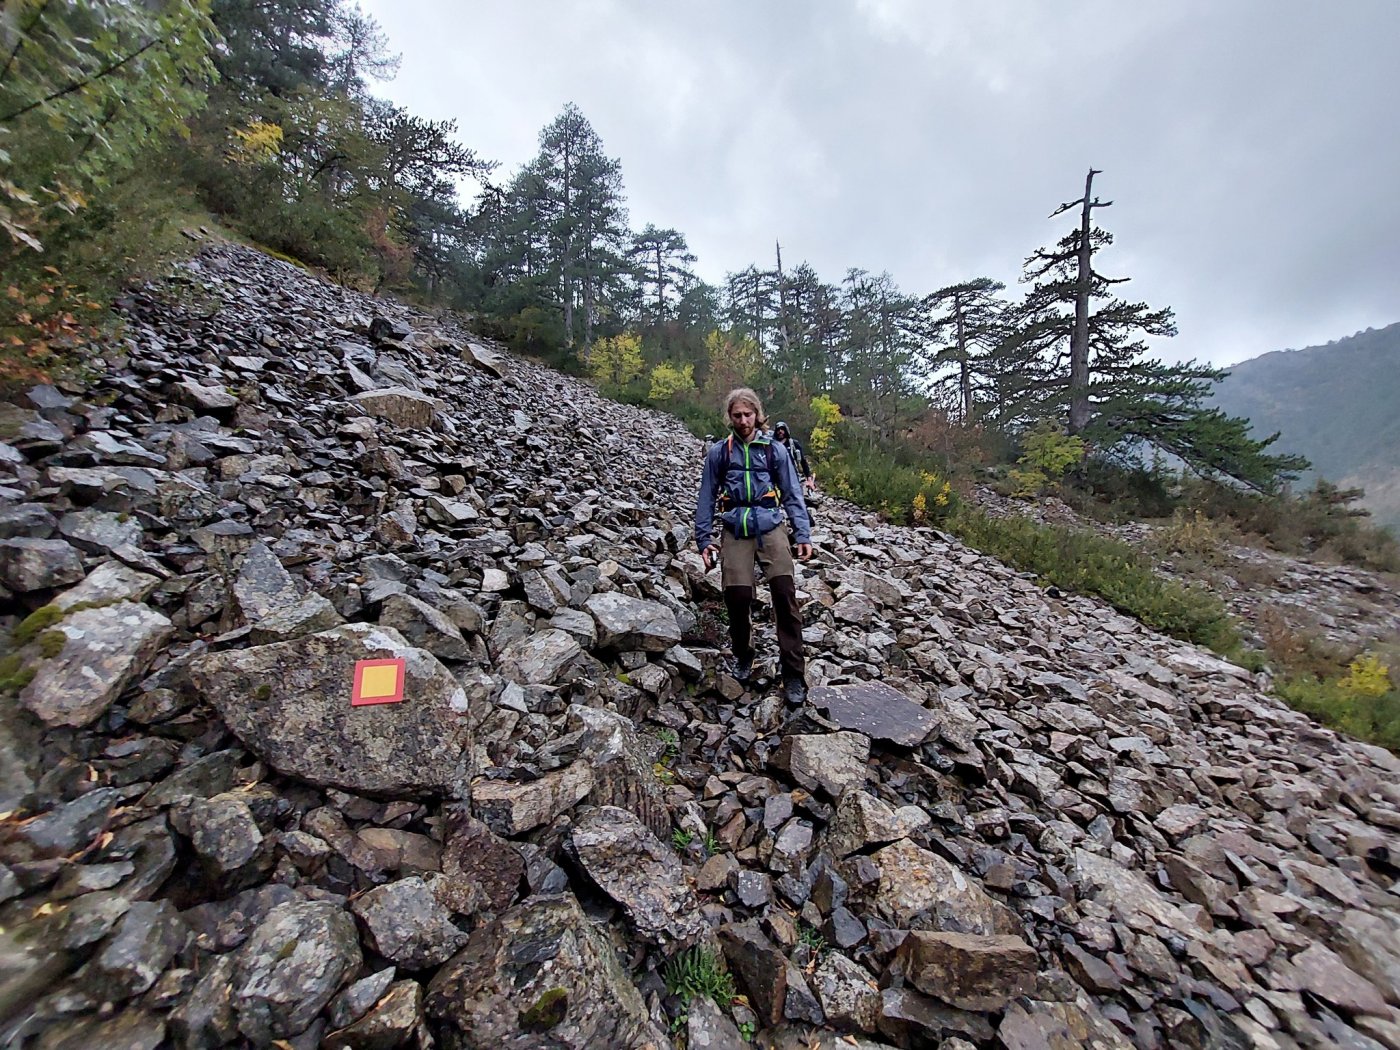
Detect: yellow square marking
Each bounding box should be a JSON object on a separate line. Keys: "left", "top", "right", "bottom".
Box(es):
{"left": 358, "top": 664, "right": 401, "bottom": 699}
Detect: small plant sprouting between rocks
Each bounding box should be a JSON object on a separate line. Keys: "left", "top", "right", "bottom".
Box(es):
{"left": 738, "top": 1020, "right": 756, "bottom": 1042}
{"left": 703, "top": 829, "right": 721, "bottom": 855}
{"left": 672, "top": 828, "right": 694, "bottom": 850}
{"left": 663, "top": 946, "right": 735, "bottom": 1007}
{"left": 657, "top": 728, "right": 680, "bottom": 759}
{"left": 798, "top": 923, "right": 827, "bottom": 954}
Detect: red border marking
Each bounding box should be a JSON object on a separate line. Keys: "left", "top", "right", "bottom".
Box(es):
{"left": 352, "top": 658, "right": 406, "bottom": 706}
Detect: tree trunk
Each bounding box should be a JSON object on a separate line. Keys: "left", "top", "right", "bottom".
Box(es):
{"left": 561, "top": 138, "right": 575, "bottom": 350}
{"left": 654, "top": 246, "right": 664, "bottom": 321}
{"left": 776, "top": 241, "right": 791, "bottom": 356}
{"left": 954, "top": 292, "right": 971, "bottom": 423}
{"left": 1068, "top": 168, "right": 1095, "bottom": 434}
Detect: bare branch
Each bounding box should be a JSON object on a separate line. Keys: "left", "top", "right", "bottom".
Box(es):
{"left": 1, "top": 0, "right": 54, "bottom": 88}
{"left": 0, "top": 30, "right": 172, "bottom": 125}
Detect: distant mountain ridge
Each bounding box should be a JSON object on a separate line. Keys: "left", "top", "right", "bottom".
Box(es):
{"left": 1210, "top": 321, "right": 1400, "bottom": 530}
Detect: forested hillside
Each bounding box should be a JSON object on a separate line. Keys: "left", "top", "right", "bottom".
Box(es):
{"left": 2, "top": 0, "right": 1304, "bottom": 513}
{"left": 1211, "top": 323, "right": 1400, "bottom": 529}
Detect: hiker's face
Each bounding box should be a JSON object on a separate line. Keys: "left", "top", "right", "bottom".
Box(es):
{"left": 728, "top": 402, "right": 758, "bottom": 440}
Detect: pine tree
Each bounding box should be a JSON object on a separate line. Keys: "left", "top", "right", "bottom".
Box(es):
{"left": 534, "top": 103, "right": 628, "bottom": 352}
{"left": 1017, "top": 168, "right": 1306, "bottom": 492}
{"left": 629, "top": 224, "right": 695, "bottom": 325}
{"left": 921, "top": 277, "right": 1007, "bottom": 422}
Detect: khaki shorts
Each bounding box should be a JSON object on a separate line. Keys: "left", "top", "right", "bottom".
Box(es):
{"left": 720, "top": 522, "right": 795, "bottom": 588}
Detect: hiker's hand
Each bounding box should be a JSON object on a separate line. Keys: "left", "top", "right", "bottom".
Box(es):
{"left": 701, "top": 546, "right": 718, "bottom": 570}
{"left": 803, "top": 477, "right": 816, "bottom": 493}
{"left": 795, "top": 543, "right": 813, "bottom": 561}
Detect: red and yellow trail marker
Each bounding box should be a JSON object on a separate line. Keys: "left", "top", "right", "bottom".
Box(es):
{"left": 351, "top": 658, "right": 406, "bottom": 706}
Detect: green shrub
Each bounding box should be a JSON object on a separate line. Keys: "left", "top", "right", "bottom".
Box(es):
{"left": 1276, "top": 671, "right": 1400, "bottom": 752}
{"left": 1019, "top": 422, "right": 1085, "bottom": 477}
{"left": 663, "top": 947, "right": 735, "bottom": 1007}
{"left": 820, "top": 445, "right": 958, "bottom": 526}
{"left": 1180, "top": 477, "right": 1400, "bottom": 574}
{"left": 950, "top": 508, "right": 1238, "bottom": 653}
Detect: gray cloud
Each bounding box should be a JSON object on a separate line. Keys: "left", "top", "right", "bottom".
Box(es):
{"left": 359, "top": 0, "right": 1400, "bottom": 366}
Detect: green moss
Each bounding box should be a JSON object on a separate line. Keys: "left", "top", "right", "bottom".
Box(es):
{"left": 0, "top": 654, "right": 36, "bottom": 695}
{"left": 37, "top": 630, "right": 67, "bottom": 659}
{"left": 253, "top": 684, "right": 272, "bottom": 701}
{"left": 13, "top": 604, "right": 65, "bottom": 646}
{"left": 519, "top": 988, "right": 569, "bottom": 1031}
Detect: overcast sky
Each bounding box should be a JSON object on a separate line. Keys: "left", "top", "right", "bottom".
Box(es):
{"left": 358, "top": 0, "right": 1398, "bottom": 368}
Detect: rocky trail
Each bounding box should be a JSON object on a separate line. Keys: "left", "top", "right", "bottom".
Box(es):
{"left": 0, "top": 242, "right": 1397, "bottom": 1050}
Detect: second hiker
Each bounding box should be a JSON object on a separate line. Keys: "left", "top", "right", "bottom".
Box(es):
{"left": 695, "top": 387, "right": 813, "bottom": 705}
{"left": 773, "top": 420, "right": 816, "bottom": 493}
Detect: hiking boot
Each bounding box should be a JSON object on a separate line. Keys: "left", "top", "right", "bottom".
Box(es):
{"left": 783, "top": 676, "right": 808, "bottom": 706}
{"left": 727, "top": 655, "right": 753, "bottom": 684}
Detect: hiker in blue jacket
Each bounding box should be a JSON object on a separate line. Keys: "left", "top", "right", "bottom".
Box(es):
{"left": 695, "top": 387, "right": 813, "bottom": 705}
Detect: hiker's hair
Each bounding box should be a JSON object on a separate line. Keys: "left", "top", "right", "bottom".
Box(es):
{"left": 724, "top": 387, "right": 765, "bottom": 426}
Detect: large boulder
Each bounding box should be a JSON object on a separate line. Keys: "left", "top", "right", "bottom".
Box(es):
{"left": 496, "top": 628, "right": 582, "bottom": 685}
{"left": 232, "top": 899, "right": 361, "bottom": 1043}
{"left": 898, "top": 930, "right": 1037, "bottom": 1010}
{"left": 189, "top": 623, "right": 473, "bottom": 798}
{"left": 351, "top": 387, "right": 438, "bottom": 430}
{"left": 472, "top": 762, "right": 594, "bottom": 836}
{"left": 232, "top": 542, "right": 301, "bottom": 623}
{"left": 774, "top": 732, "right": 870, "bottom": 797}
{"left": 52, "top": 560, "right": 159, "bottom": 610}
{"left": 859, "top": 839, "right": 1021, "bottom": 935}
{"left": 826, "top": 790, "right": 930, "bottom": 859}
{"left": 425, "top": 895, "right": 665, "bottom": 1049}
{"left": 583, "top": 591, "right": 681, "bottom": 652}
{"left": 567, "top": 805, "right": 706, "bottom": 947}
{"left": 351, "top": 876, "right": 470, "bottom": 969}
{"left": 20, "top": 602, "right": 173, "bottom": 727}
{"left": 562, "top": 705, "right": 670, "bottom": 839}
{"left": 0, "top": 536, "right": 84, "bottom": 591}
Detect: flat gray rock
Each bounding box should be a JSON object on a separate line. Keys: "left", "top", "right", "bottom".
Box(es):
{"left": 810, "top": 681, "right": 940, "bottom": 747}
{"left": 0, "top": 536, "right": 84, "bottom": 591}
